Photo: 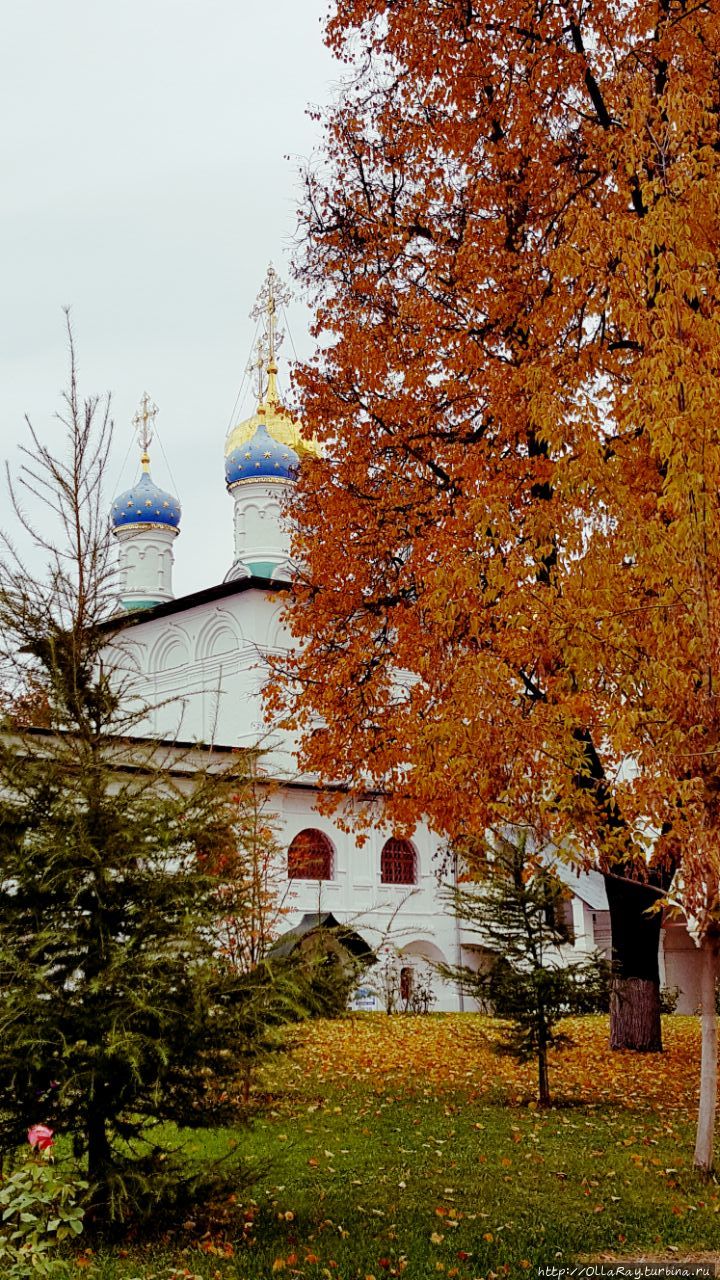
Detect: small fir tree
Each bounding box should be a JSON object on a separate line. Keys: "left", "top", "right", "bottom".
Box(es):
{"left": 441, "top": 832, "right": 607, "bottom": 1106}
{"left": 0, "top": 321, "right": 298, "bottom": 1222}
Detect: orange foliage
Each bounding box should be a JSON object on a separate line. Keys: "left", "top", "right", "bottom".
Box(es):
{"left": 0, "top": 675, "right": 51, "bottom": 730}
{"left": 284, "top": 1015, "right": 700, "bottom": 1115}
{"left": 266, "top": 0, "right": 720, "bottom": 898}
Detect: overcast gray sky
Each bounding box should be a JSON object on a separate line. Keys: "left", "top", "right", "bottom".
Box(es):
{"left": 1, "top": 0, "right": 337, "bottom": 596}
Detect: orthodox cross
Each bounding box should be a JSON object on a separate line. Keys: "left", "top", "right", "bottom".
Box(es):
{"left": 133, "top": 392, "right": 158, "bottom": 462}
{"left": 246, "top": 335, "right": 270, "bottom": 405}
{"left": 248, "top": 264, "right": 292, "bottom": 405}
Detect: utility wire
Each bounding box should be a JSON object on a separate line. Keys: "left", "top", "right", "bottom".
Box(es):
{"left": 280, "top": 303, "right": 302, "bottom": 407}
{"left": 154, "top": 428, "right": 181, "bottom": 499}
{"left": 110, "top": 431, "right": 138, "bottom": 498}
{"left": 111, "top": 311, "right": 266, "bottom": 506}
{"left": 225, "top": 316, "right": 262, "bottom": 435}
{"left": 281, "top": 302, "right": 301, "bottom": 364}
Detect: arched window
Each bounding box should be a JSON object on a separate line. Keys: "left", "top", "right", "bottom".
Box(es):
{"left": 287, "top": 829, "right": 334, "bottom": 881}
{"left": 380, "top": 838, "right": 417, "bottom": 885}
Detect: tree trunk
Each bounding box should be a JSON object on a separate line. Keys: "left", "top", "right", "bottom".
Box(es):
{"left": 86, "top": 1106, "right": 111, "bottom": 1185}
{"left": 538, "top": 1026, "right": 550, "bottom": 1107}
{"left": 694, "top": 932, "right": 719, "bottom": 1176}
{"left": 605, "top": 873, "right": 663, "bottom": 1051}
{"left": 610, "top": 977, "right": 661, "bottom": 1051}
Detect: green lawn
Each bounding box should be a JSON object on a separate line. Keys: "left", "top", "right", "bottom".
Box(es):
{"left": 42, "top": 1015, "right": 720, "bottom": 1277}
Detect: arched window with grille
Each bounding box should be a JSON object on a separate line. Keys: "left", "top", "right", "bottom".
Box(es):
{"left": 287, "top": 829, "right": 334, "bottom": 881}
{"left": 380, "top": 838, "right": 417, "bottom": 885}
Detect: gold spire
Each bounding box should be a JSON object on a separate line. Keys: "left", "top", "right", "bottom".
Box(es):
{"left": 133, "top": 393, "right": 158, "bottom": 471}
{"left": 227, "top": 264, "right": 322, "bottom": 460}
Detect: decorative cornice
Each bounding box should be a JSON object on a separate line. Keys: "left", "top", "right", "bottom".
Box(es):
{"left": 227, "top": 474, "right": 292, "bottom": 492}
{"left": 113, "top": 521, "right": 180, "bottom": 535}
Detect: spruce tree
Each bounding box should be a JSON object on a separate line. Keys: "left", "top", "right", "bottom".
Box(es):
{"left": 0, "top": 322, "right": 294, "bottom": 1221}
{"left": 442, "top": 832, "right": 608, "bottom": 1106}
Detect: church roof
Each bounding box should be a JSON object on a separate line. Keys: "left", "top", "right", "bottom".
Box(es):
{"left": 271, "top": 913, "right": 375, "bottom": 962}
{"left": 99, "top": 572, "right": 289, "bottom": 632}
{"left": 551, "top": 858, "right": 609, "bottom": 911}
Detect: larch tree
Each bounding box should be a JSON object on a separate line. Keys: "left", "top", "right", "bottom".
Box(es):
{"left": 268, "top": 0, "right": 720, "bottom": 1066}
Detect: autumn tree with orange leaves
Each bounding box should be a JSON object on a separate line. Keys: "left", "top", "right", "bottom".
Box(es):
{"left": 270, "top": 0, "right": 720, "bottom": 1167}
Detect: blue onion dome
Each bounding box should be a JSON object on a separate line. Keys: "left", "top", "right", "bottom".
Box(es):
{"left": 111, "top": 467, "right": 181, "bottom": 531}
{"left": 225, "top": 420, "right": 299, "bottom": 490}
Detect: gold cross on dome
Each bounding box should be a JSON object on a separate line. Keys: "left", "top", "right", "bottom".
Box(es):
{"left": 250, "top": 264, "right": 291, "bottom": 364}
{"left": 133, "top": 392, "right": 158, "bottom": 455}
{"left": 246, "top": 335, "right": 269, "bottom": 405}
{"left": 249, "top": 264, "right": 292, "bottom": 408}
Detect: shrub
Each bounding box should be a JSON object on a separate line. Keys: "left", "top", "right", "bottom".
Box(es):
{"left": 0, "top": 1132, "right": 86, "bottom": 1278}
{"left": 660, "top": 984, "right": 681, "bottom": 1014}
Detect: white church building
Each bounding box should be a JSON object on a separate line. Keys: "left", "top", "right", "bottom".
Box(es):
{"left": 103, "top": 267, "right": 699, "bottom": 1014}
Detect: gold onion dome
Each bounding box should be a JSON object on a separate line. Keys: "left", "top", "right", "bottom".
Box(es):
{"left": 224, "top": 263, "right": 321, "bottom": 467}
{"left": 224, "top": 361, "right": 321, "bottom": 463}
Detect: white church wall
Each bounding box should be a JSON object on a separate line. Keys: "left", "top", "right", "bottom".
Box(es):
{"left": 571, "top": 897, "right": 591, "bottom": 951}
{"left": 266, "top": 783, "right": 465, "bottom": 1011}
{"left": 228, "top": 477, "right": 293, "bottom": 579}
{"left": 103, "top": 589, "right": 464, "bottom": 1014}
{"left": 150, "top": 626, "right": 191, "bottom": 673}
{"left": 106, "top": 581, "right": 702, "bottom": 1017}
{"left": 106, "top": 589, "right": 278, "bottom": 745}
{"left": 663, "top": 923, "right": 701, "bottom": 1013}
{"left": 114, "top": 524, "right": 178, "bottom": 608}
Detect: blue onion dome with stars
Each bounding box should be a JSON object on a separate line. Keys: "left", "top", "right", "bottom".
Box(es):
{"left": 225, "top": 418, "right": 299, "bottom": 491}
{"left": 111, "top": 463, "right": 181, "bottom": 530}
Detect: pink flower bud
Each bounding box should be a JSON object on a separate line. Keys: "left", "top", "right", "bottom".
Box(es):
{"left": 27, "top": 1124, "right": 54, "bottom": 1151}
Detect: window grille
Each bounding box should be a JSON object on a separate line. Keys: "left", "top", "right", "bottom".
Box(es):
{"left": 380, "top": 838, "right": 416, "bottom": 885}
{"left": 287, "top": 829, "right": 334, "bottom": 881}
